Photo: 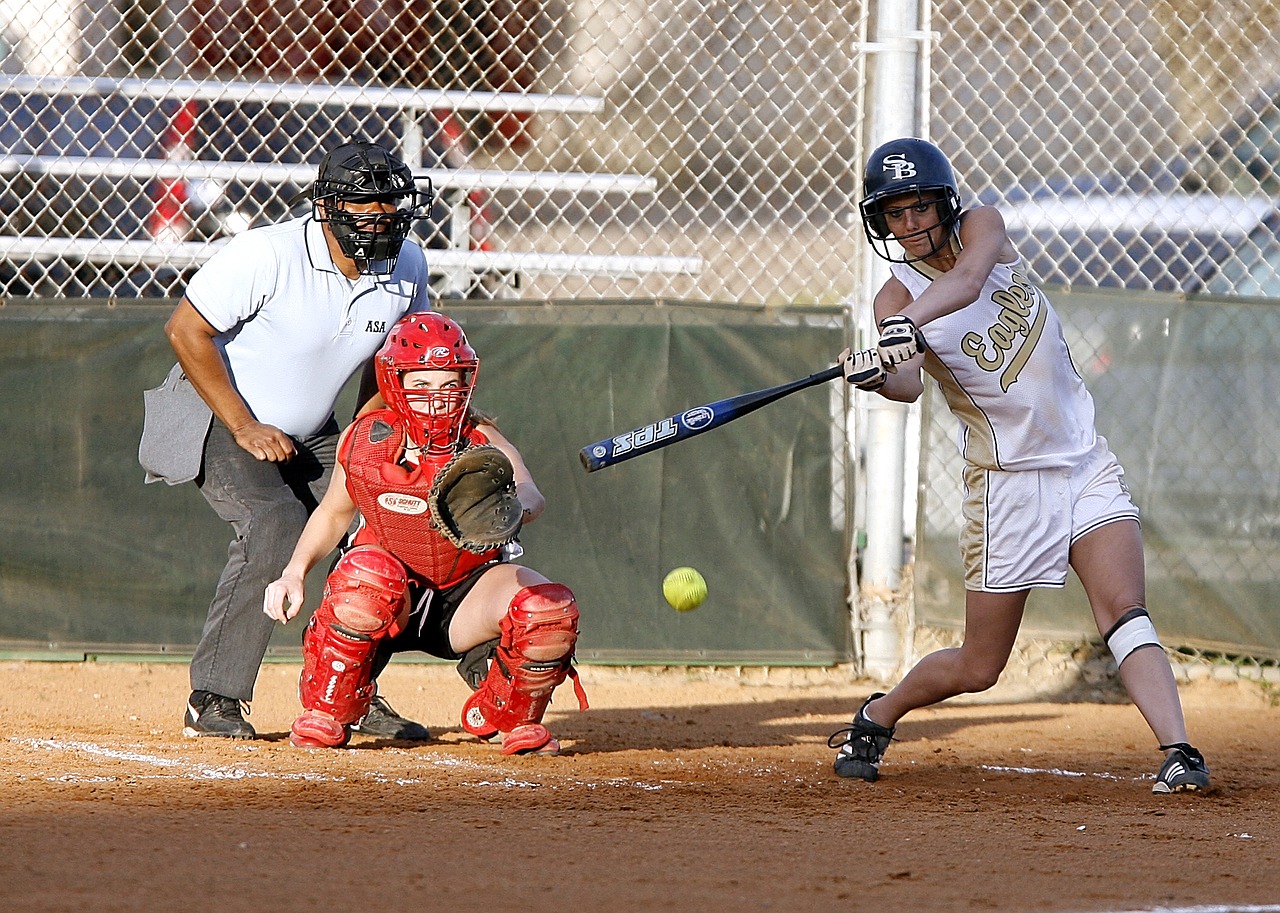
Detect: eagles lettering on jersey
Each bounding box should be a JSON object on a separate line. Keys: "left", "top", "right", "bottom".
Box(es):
{"left": 958, "top": 269, "right": 1048, "bottom": 391}
{"left": 892, "top": 248, "right": 1097, "bottom": 472}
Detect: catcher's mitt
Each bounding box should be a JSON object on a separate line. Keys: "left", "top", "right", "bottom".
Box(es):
{"left": 429, "top": 445, "right": 524, "bottom": 553}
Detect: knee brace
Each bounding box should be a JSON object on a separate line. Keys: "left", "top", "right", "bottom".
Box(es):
{"left": 461, "top": 583, "right": 589, "bottom": 740}
{"left": 1103, "top": 607, "right": 1162, "bottom": 668}
{"left": 298, "top": 545, "right": 409, "bottom": 725}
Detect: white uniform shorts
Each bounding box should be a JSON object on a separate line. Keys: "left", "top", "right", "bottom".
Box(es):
{"left": 959, "top": 437, "right": 1140, "bottom": 592}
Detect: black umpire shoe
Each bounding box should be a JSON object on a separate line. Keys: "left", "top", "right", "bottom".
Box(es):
{"left": 829, "top": 692, "right": 896, "bottom": 781}
{"left": 350, "top": 694, "right": 432, "bottom": 741}
{"left": 1153, "top": 743, "right": 1211, "bottom": 794}
{"left": 183, "top": 690, "right": 256, "bottom": 739}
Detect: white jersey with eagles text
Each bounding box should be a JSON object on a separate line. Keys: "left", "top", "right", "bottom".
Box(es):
{"left": 890, "top": 242, "right": 1097, "bottom": 471}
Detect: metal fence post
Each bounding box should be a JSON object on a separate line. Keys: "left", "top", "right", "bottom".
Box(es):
{"left": 854, "top": 0, "right": 928, "bottom": 681}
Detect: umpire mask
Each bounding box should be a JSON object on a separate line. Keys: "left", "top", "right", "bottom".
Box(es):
{"left": 311, "top": 139, "right": 432, "bottom": 274}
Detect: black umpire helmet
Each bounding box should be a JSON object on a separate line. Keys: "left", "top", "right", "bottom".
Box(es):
{"left": 311, "top": 138, "right": 433, "bottom": 274}
{"left": 860, "top": 137, "right": 962, "bottom": 263}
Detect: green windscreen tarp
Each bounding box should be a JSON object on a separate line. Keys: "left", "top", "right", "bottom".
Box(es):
{"left": 0, "top": 299, "right": 850, "bottom": 664}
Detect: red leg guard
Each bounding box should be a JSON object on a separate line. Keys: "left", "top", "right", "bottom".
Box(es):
{"left": 461, "top": 583, "right": 588, "bottom": 755}
{"left": 293, "top": 546, "right": 409, "bottom": 747}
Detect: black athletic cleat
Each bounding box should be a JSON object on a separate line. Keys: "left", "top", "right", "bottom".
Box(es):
{"left": 829, "top": 692, "right": 895, "bottom": 781}
{"left": 350, "top": 694, "right": 432, "bottom": 740}
{"left": 183, "top": 690, "right": 255, "bottom": 739}
{"left": 1153, "top": 743, "right": 1211, "bottom": 794}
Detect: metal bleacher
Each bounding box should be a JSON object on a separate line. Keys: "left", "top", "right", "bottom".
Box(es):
{"left": 0, "top": 75, "right": 703, "bottom": 296}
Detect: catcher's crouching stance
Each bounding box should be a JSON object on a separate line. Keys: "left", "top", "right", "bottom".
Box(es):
{"left": 264, "top": 313, "right": 587, "bottom": 756}
{"left": 291, "top": 547, "right": 585, "bottom": 754}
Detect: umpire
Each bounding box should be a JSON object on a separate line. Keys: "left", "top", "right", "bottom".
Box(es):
{"left": 141, "top": 137, "right": 434, "bottom": 739}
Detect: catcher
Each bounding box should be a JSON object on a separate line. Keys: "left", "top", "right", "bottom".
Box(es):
{"left": 263, "top": 312, "right": 587, "bottom": 756}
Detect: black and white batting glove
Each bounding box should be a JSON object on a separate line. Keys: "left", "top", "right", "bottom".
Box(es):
{"left": 876, "top": 314, "right": 926, "bottom": 373}
{"left": 838, "top": 347, "right": 886, "bottom": 391}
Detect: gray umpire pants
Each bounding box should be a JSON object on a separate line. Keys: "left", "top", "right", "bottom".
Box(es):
{"left": 190, "top": 417, "right": 339, "bottom": 701}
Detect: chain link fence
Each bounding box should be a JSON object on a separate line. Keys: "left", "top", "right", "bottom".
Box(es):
{"left": 0, "top": 0, "right": 863, "bottom": 300}
{"left": 2, "top": 0, "right": 1279, "bottom": 681}
{"left": 4, "top": 2, "right": 1280, "bottom": 299}
{"left": 936, "top": 0, "right": 1280, "bottom": 297}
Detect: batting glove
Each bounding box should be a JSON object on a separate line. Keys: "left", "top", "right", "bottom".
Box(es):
{"left": 838, "top": 347, "right": 886, "bottom": 391}
{"left": 876, "top": 314, "right": 926, "bottom": 373}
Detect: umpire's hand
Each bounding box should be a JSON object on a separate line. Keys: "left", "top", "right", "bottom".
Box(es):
{"left": 232, "top": 420, "right": 297, "bottom": 462}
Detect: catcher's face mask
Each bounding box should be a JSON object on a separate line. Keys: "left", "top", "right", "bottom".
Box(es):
{"left": 376, "top": 313, "right": 479, "bottom": 453}
{"left": 400, "top": 369, "right": 475, "bottom": 451}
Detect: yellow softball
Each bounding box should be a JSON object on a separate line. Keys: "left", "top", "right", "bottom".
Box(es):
{"left": 662, "top": 566, "right": 707, "bottom": 612}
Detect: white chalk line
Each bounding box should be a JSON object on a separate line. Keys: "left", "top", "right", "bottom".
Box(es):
{"left": 979, "top": 763, "right": 1137, "bottom": 782}
{"left": 9, "top": 737, "right": 665, "bottom": 791}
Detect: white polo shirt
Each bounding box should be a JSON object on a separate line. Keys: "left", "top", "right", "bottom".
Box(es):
{"left": 185, "top": 216, "right": 431, "bottom": 437}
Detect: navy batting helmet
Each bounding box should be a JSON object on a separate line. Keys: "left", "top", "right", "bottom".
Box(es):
{"left": 860, "top": 137, "right": 962, "bottom": 263}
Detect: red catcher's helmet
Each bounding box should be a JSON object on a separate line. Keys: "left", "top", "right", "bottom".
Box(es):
{"left": 375, "top": 313, "right": 479, "bottom": 453}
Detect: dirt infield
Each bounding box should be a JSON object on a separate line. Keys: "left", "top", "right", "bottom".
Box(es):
{"left": 1, "top": 660, "right": 1277, "bottom": 913}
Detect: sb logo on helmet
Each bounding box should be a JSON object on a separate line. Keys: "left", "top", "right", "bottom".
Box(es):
{"left": 883, "top": 153, "right": 918, "bottom": 181}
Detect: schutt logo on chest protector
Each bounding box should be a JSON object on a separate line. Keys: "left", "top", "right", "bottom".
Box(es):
{"left": 377, "top": 492, "right": 429, "bottom": 515}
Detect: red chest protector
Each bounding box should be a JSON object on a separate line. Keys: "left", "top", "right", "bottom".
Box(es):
{"left": 341, "top": 410, "right": 500, "bottom": 588}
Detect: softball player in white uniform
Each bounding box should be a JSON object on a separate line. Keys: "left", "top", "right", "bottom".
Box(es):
{"left": 830, "top": 138, "right": 1210, "bottom": 794}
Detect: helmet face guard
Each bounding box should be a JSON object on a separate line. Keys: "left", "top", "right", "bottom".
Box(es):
{"left": 312, "top": 139, "right": 432, "bottom": 274}
{"left": 375, "top": 313, "right": 478, "bottom": 453}
{"left": 860, "top": 137, "right": 962, "bottom": 263}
